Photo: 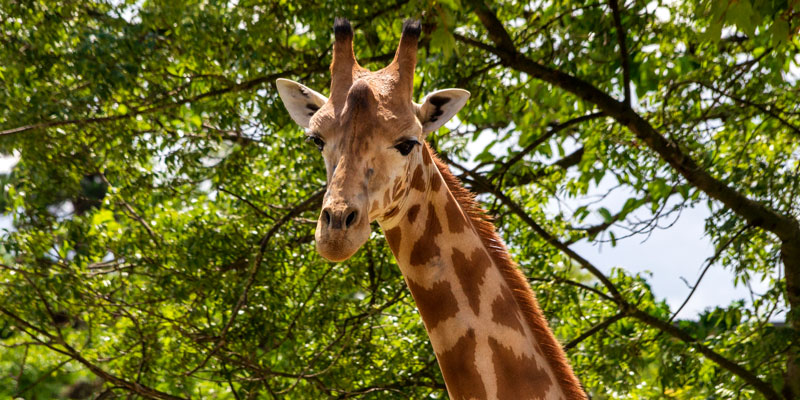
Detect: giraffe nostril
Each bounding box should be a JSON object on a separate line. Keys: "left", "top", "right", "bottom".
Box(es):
{"left": 345, "top": 210, "right": 358, "bottom": 228}
{"left": 323, "top": 210, "right": 331, "bottom": 226}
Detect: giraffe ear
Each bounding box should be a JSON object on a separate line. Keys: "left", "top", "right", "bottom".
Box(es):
{"left": 416, "top": 89, "right": 470, "bottom": 133}
{"left": 276, "top": 78, "right": 328, "bottom": 128}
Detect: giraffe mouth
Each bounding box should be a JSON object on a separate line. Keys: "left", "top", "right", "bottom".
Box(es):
{"left": 315, "top": 203, "right": 370, "bottom": 262}
{"left": 315, "top": 228, "right": 369, "bottom": 262}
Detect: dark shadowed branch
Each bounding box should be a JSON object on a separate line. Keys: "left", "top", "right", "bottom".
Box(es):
{"left": 607, "top": 0, "right": 631, "bottom": 105}
{"left": 564, "top": 311, "right": 626, "bottom": 351}
{"left": 0, "top": 306, "right": 188, "bottom": 400}
{"left": 184, "top": 188, "right": 325, "bottom": 377}
{"left": 460, "top": 0, "right": 800, "bottom": 244}
{"left": 441, "top": 152, "right": 782, "bottom": 400}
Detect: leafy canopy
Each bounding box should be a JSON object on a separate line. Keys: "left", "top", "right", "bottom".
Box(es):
{"left": 1, "top": 0, "right": 799, "bottom": 399}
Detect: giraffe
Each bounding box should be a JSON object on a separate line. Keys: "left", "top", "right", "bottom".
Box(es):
{"left": 276, "top": 18, "right": 586, "bottom": 400}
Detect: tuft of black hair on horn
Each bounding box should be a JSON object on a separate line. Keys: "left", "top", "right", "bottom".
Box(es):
{"left": 333, "top": 17, "right": 353, "bottom": 41}
{"left": 401, "top": 19, "right": 421, "bottom": 39}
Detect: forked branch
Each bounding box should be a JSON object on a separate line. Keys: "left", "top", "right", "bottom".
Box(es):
{"left": 442, "top": 154, "right": 782, "bottom": 400}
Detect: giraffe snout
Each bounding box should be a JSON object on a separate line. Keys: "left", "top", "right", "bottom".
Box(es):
{"left": 321, "top": 206, "right": 359, "bottom": 230}
{"left": 316, "top": 199, "right": 369, "bottom": 262}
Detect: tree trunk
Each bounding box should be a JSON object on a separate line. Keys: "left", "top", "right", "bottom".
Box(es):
{"left": 782, "top": 239, "right": 800, "bottom": 399}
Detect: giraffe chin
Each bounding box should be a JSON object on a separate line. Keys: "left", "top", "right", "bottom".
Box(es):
{"left": 315, "top": 229, "right": 369, "bottom": 262}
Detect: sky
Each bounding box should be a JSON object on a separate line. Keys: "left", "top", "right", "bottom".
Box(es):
{"left": 0, "top": 121, "right": 783, "bottom": 323}
{"left": 568, "top": 185, "right": 774, "bottom": 321}
{"left": 0, "top": 145, "right": 766, "bottom": 322}
{"left": 0, "top": 153, "right": 18, "bottom": 232}
{"left": 462, "top": 128, "right": 780, "bottom": 322}
{"left": 3, "top": 3, "right": 796, "bottom": 320}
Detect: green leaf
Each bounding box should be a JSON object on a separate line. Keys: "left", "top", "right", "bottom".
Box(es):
{"left": 188, "top": 114, "right": 203, "bottom": 128}
{"left": 91, "top": 209, "right": 114, "bottom": 225}
{"left": 438, "top": 0, "right": 461, "bottom": 10}
{"left": 701, "top": 21, "right": 723, "bottom": 42}
{"left": 647, "top": 178, "right": 671, "bottom": 201}
{"left": 769, "top": 17, "right": 790, "bottom": 44}
{"left": 598, "top": 207, "right": 613, "bottom": 223}
{"left": 430, "top": 25, "right": 455, "bottom": 59}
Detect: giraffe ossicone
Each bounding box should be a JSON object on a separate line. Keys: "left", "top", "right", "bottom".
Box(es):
{"left": 277, "top": 18, "right": 586, "bottom": 400}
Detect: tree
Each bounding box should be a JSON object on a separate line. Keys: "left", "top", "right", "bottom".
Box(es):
{"left": 1, "top": 0, "right": 798, "bottom": 398}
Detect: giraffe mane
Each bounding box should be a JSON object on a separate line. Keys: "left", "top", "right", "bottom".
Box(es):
{"left": 430, "top": 145, "right": 586, "bottom": 399}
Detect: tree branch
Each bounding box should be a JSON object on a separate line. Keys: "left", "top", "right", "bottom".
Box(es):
{"left": 607, "top": 0, "right": 631, "bottom": 105}
{"left": 468, "top": 146, "right": 585, "bottom": 195}
{"left": 440, "top": 154, "right": 782, "bottom": 400}
{"left": 184, "top": 188, "right": 325, "bottom": 376}
{"left": 0, "top": 59, "right": 330, "bottom": 138}
{"left": 628, "top": 308, "right": 781, "bottom": 400}
{"left": 529, "top": 276, "right": 615, "bottom": 302}
{"left": 218, "top": 187, "right": 275, "bottom": 221}
{"left": 0, "top": 306, "right": 187, "bottom": 400}
{"left": 458, "top": 4, "right": 800, "bottom": 243}
{"left": 491, "top": 112, "right": 603, "bottom": 182}
{"left": 693, "top": 80, "right": 800, "bottom": 137}
{"left": 468, "top": 2, "right": 517, "bottom": 54}
{"left": 13, "top": 357, "right": 73, "bottom": 397}
{"left": 564, "top": 311, "right": 626, "bottom": 351}
{"left": 667, "top": 224, "right": 751, "bottom": 324}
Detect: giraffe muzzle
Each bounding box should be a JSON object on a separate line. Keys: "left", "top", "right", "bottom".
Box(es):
{"left": 315, "top": 201, "right": 369, "bottom": 262}
{"left": 321, "top": 207, "right": 359, "bottom": 230}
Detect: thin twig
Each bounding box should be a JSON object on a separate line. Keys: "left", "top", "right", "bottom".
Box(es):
{"left": 13, "top": 357, "right": 74, "bottom": 397}
{"left": 607, "top": 0, "right": 631, "bottom": 105}
{"left": 0, "top": 306, "right": 187, "bottom": 400}
{"left": 184, "top": 189, "right": 324, "bottom": 376}
{"left": 667, "top": 224, "right": 751, "bottom": 324}
{"left": 440, "top": 148, "right": 781, "bottom": 399}
{"left": 491, "top": 112, "right": 604, "bottom": 183}
{"left": 564, "top": 311, "right": 626, "bottom": 350}
{"left": 219, "top": 187, "right": 275, "bottom": 221}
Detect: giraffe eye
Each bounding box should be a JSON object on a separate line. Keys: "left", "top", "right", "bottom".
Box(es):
{"left": 394, "top": 139, "right": 419, "bottom": 156}
{"left": 305, "top": 135, "right": 325, "bottom": 151}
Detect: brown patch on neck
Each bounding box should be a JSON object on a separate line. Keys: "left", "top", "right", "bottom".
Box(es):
{"left": 409, "top": 206, "right": 442, "bottom": 266}
{"left": 422, "top": 145, "right": 433, "bottom": 165}
{"left": 430, "top": 170, "right": 442, "bottom": 192}
{"left": 489, "top": 337, "right": 553, "bottom": 400}
{"left": 491, "top": 286, "right": 525, "bottom": 334}
{"left": 437, "top": 329, "right": 487, "bottom": 400}
{"left": 407, "top": 204, "right": 421, "bottom": 224}
{"left": 385, "top": 226, "right": 402, "bottom": 253}
{"left": 444, "top": 194, "right": 467, "bottom": 233}
{"left": 451, "top": 248, "right": 490, "bottom": 315}
{"left": 406, "top": 279, "right": 458, "bottom": 331}
{"left": 428, "top": 143, "right": 587, "bottom": 399}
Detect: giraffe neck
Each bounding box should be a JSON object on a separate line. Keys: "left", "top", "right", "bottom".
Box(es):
{"left": 379, "top": 145, "right": 584, "bottom": 400}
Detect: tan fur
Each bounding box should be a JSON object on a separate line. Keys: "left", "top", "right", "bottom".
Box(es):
{"left": 278, "top": 18, "right": 587, "bottom": 400}
{"left": 430, "top": 149, "right": 587, "bottom": 400}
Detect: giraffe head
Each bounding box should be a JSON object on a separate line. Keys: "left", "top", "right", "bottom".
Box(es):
{"left": 277, "top": 19, "right": 469, "bottom": 261}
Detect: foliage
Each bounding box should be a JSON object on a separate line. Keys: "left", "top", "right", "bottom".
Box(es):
{"left": 1, "top": 0, "right": 799, "bottom": 398}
